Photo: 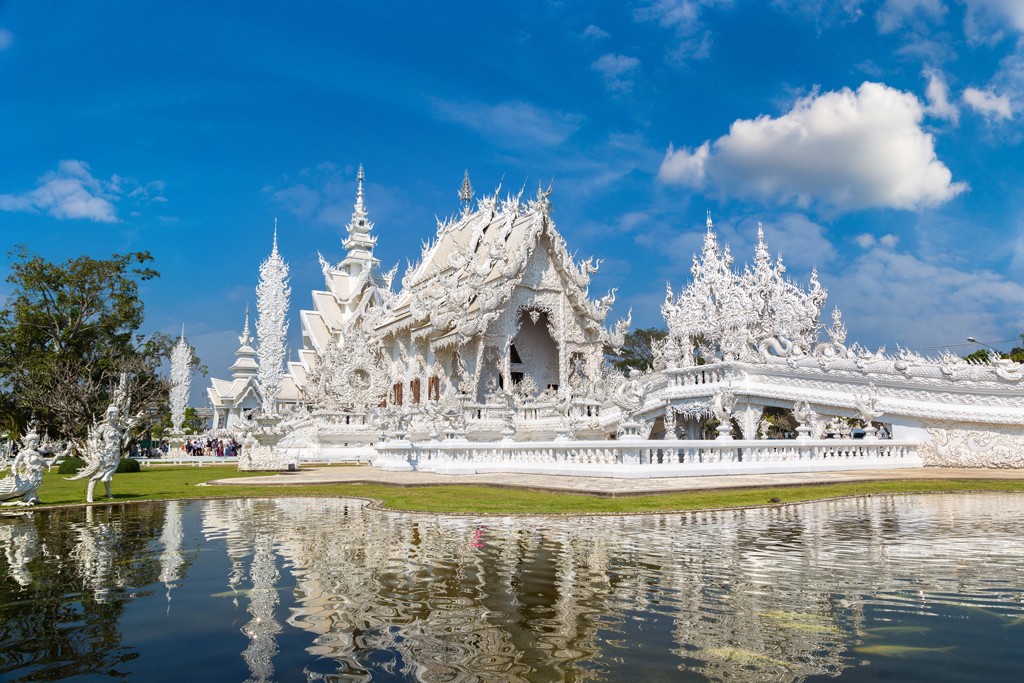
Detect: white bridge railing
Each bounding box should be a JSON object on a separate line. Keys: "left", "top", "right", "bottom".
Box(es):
{"left": 372, "top": 437, "right": 921, "bottom": 478}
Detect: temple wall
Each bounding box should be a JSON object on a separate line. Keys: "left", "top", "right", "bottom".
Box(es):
{"left": 916, "top": 420, "right": 1024, "bottom": 468}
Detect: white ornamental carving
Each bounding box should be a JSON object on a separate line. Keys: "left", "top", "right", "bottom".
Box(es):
{"left": 256, "top": 226, "right": 291, "bottom": 415}
{"left": 168, "top": 325, "right": 192, "bottom": 433}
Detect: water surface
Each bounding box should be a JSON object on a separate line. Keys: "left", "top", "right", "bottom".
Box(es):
{"left": 2, "top": 493, "right": 1023, "bottom": 682}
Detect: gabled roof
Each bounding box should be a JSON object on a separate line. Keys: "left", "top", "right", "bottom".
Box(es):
{"left": 370, "top": 186, "right": 615, "bottom": 345}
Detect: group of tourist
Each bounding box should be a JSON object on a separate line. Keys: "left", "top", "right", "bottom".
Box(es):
{"left": 183, "top": 437, "right": 240, "bottom": 458}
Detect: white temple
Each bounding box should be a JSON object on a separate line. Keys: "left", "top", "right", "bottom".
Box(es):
{"left": 209, "top": 166, "right": 1024, "bottom": 474}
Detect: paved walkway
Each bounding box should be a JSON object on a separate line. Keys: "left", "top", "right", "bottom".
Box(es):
{"left": 204, "top": 465, "right": 1024, "bottom": 498}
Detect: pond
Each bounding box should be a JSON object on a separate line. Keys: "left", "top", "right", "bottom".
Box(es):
{"left": 1, "top": 493, "right": 1023, "bottom": 682}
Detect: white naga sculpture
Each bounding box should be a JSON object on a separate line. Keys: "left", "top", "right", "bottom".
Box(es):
{"left": 67, "top": 374, "right": 142, "bottom": 503}
{"left": 169, "top": 325, "right": 192, "bottom": 433}
{"left": 256, "top": 222, "right": 291, "bottom": 416}
{"left": 0, "top": 429, "right": 53, "bottom": 506}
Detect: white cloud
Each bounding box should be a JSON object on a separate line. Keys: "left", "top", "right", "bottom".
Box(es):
{"left": 0, "top": 160, "right": 124, "bottom": 223}
{"left": 963, "top": 0, "right": 1024, "bottom": 43}
{"left": 634, "top": 0, "right": 732, "bottom": 60}
{"left": 875, "top": 0, "right": 947, "bottom": 34}
{"left": 829, "top": 247, "right": 1024, "bottom": 348}
{"left": 771, "top": 0, "right": 867, "bottom": 27}
{"left": 0, "top": 27, "right": 12, "bottom": 51}
{"left": 431, "top": 99, "right": 584, "bottom": 148}
{"left": 855, "top": 230, "right": 900, "bottom": 251}
{"left": 658, "top": 141, "right": 709, "bottom": 188}
{"left": 923, "top": 69, "right": 959, "bottom": 122}
{"left": 128, "top": 179, "right": 168, "bottom": 202}
{"left": 963, "top": 86, "right": 1014, "bottom": 119}
{"left": 582, "top": 24, "right": 609, "bottom": 39}
{"left": 659, "top": 81, "right": 968, "bottom": 212}
{"left": 591, "top": 53, "right": 641, "bottom": 92}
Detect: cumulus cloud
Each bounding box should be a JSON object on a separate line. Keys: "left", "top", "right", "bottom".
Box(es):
{"left": 658, "top": 81, "right": 968, "bottom": 212}
{"left": 875, "top": 0, "right": 947, "bottom": 34}
{"left": 963, "top": 86, "right": 1014, "bottom": 119}
{"left": 658, "top": 141, "right": 710, "bottom": 188}
{"left": 0, "top": 160, "right": 126, "bottom": 223}
{"left": 582, "top": 24, "right": 609, "bottom": 39}
{"left": 591, "top": 53, "right": 641, "bottom": 92}
{"left": 0, "top": 27, "right": 12, "bottom": 51}
{"left": 431, "top": 99, "right": 584, "bottom": 148}
{"left": 923, "top": 69, "right": 960, "bottom": 122}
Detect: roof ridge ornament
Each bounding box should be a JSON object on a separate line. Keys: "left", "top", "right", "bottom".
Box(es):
{"left": 356, "top": 164, "right": 365, "bottom": 210}
{"left": 459, "top": 169, "right": 474, "bottom": 206}
{"left": 240, "top": 304, "right": 252, "bottom": 346}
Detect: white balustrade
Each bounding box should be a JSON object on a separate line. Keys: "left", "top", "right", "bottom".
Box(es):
{"left": 372, "top": 437, "right": 922, "bottom": 478}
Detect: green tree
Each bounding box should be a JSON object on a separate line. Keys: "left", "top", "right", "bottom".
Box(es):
{"left": 612, "top": 327, "right": 668, "bottom": 372}
{"left": 0, "top": 246, "right": 170, "bottom": 441}
{"left": 964, "top": 335, "right": 1024, "bottom": 365}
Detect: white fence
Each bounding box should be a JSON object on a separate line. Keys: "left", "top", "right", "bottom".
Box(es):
{"left": 373, "top": 437, "right": 921, "bottom": 479}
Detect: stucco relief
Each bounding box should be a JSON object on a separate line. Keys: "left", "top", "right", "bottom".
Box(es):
{"left": 919, "top": 421, "right": 1024, "bottom": 468}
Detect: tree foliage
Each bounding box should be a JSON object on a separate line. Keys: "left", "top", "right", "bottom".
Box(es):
{"left": 0, "top": 246, "right": 177, "bottom": 441}
{"left": 964, "top": 336, "right": 1024, "bottom": 365}
{"left": 612, "top": 327, "right": 668, "bottom": 372}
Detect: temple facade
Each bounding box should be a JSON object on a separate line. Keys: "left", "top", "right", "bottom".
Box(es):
{"left": 206, "top": 166, "right": 1024, "bottom": 473}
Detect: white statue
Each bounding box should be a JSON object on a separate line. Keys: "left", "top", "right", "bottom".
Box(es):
{"left": 612, "top": 371, "right": 646, "bottom": 422}
{"left": 855, "top": 384, "right": 884, "bottom": 440}
{"left": 0, "top": 429, "right": 51, "bottom": 506}
{"left": 67, "top": 374, "right": 142, "bottom": 503}
{"left": 711, "top": 389, "right": 737, "bottom": 440}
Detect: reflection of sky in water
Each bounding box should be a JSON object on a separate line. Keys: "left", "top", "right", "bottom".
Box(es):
{"left": 0, "top": 494, "right": 1023, "bottom": 682}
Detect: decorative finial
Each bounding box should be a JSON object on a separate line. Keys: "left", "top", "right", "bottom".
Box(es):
{"left": 357, "top": 164, "right": 365, "bottom": 207}
{"left": 243, "top": 304, "right": 250, "bottom": 334}
{"left": 459, "top": 169, "right": 474, "bottom": 205}
{"left": 706, "top": 210, "right": 713, "bottom": 230}
{"left": 180, "top": 323, "right": 185, "bottom": 338}
{"left": 273, "top": 218, "right": 278, "bottom": 252}
{"left": 757, "top": 221, "right": 764, "bottom": 241}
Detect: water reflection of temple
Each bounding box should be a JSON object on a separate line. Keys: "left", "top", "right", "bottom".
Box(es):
{"left": 193, "top": 494, "right": 1024, "bottom": 683}
{"left": 3, "top": 495, "right": 1024, "bottom": 681}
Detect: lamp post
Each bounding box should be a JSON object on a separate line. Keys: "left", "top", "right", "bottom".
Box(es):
{"left": 967, "top": 337, "right": 1003, "bottom": 361}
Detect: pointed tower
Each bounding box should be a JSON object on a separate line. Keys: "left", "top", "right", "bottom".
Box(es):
{"left": 340, "top": 164, "right": 381, "bottom": 276}
{"left": 229, "top": 305, "right": 260, "bottom": 380}
{"left": 459, "top": 169, "right": 474, "bottom": 216}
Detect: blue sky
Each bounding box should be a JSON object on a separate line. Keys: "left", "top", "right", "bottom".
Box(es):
{"left": 2, "top": 0, "right": 1024, "bottom": 402}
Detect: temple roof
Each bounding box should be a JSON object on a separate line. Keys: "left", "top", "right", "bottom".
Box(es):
{"left": 369, "top": 183, "right": 616, "bottom": 345}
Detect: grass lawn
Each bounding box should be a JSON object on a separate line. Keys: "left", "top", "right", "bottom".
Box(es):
{"left": 21, "top": 466, "right": 1024, "bottom": 515}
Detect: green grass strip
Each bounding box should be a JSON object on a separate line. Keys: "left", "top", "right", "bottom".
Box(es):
{"left": 17, "top": 466, "right": 1024, "bottom": 516}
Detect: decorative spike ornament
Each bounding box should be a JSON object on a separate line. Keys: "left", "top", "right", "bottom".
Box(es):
{"left": 256, "top": 227, "right": 291, "bottom": 416}
{"left": 169, "top": 325, "right": 192, "bottom": 433}
{"left": 459, "top": 169, "right": 474, "bottom": 205}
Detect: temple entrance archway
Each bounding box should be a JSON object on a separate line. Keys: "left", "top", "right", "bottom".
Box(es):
{"left": 511, "top": 309, "right": 560, "bottom": 398}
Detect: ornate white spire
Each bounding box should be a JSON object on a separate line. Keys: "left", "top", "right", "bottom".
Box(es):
{"left": 459, "top": 169, "right": 474, "bottom": 207}
{"left": 230, "top": 305, "right": 259, "bottom": 380}
{"left": 343, "top": 164, "right": 377, "bottom": 261}
{"left": 239, "top": 304, "right": 252, "bottom": 347}
{"left": 256, "top": 229, "right": 291, "bottom": 415}
{"left": 169, "top": 325, "right": 192, "bottom": 433}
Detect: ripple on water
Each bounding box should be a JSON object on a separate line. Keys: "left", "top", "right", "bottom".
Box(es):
{"left": 1, "top": 493, "right": 1023, "bottom": 682}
